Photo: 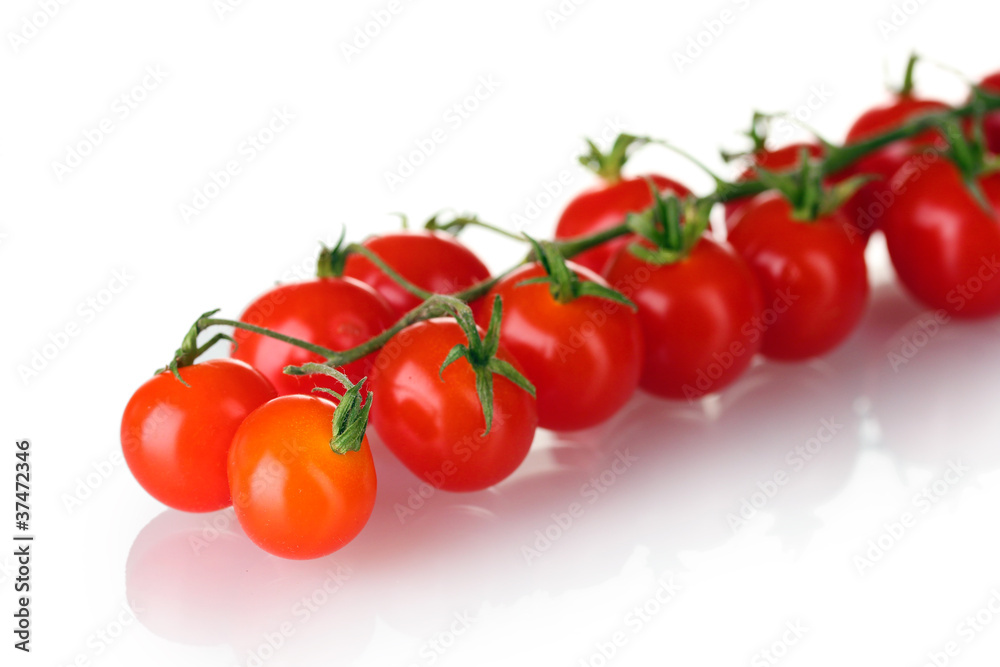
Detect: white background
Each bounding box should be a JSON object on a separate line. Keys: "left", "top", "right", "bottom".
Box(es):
{"left": 3, "top": 0, "right": 1000, "bottom": 665}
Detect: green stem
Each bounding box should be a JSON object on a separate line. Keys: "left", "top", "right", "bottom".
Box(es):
{"left": 821, "top": 97, "right": 998, "bottom": 175}
{"left": 346, "top": 243, "right": 434, "bottom": 300}
{"left": 200, "top": 295, "right": 469, "bottom": 369}
{"left": 898, "top": 52, "right": 919, "bottom": 97}
{"left": 426, "top": 213, "right": 528, "bottom": 242}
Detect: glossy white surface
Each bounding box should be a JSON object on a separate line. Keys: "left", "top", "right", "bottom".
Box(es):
{"left": 3, "top": 0, "right": 1000, "bottom": 665}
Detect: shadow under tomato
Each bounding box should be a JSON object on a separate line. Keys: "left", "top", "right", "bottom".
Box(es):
{"left": 125, "top": 508, "right": 377, "bottom": 665}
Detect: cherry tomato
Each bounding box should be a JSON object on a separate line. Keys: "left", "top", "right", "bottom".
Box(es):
{"left": 343, "top": 231, "right": 491, "bottom": 319}
{"left": 228, "top": 394, "right": 377, "bottom": 559}
{"left": 604, "top": 237, "right": 763, "bottom": 400}
{"left": 881, "top": 159, "right": 1000, "bottom": 318}
{"left": 555, "top": 174, "right": 691, "bottom": 275}
{"left": 121, "top": 359, "right": 277, "bottom": 512}
{"left": 837, "top": 94, "right": 949, "bottom": 242}
{"left": 728, "top": 192, "right": 869, "bottom": 360}
{"left": 976, "top": 72, "right": 1000, "bottom": 154}
{"left": 724, "top": 143, "right": 825, "bottom": 226}
{"left": 477, "top": 262, "right": 643, "bottom": 430}
{"left": 231, "top": 277, "right": 394, "bottom": 394}
{"left": 369, "top": 318, "right": 537, "bottom": 491}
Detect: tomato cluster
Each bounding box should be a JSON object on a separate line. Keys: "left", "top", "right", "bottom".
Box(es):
{"left": 122, "top": 61, "right": 1000, "bottom": 560}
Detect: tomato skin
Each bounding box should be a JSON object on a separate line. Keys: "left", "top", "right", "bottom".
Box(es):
{"left": 228, "top": 395, "right": 377, "bottom": 560}
{"left": 231, "top": 277, "right": 394, "bottom": 394}
{"left": 728, "top": 192, "right": 869, "bottom": 360}
{"left": 724, "top": 143, "right": 825, "bottom": 226}
{"left": 978, "top": 72, "right": 1000, "bottom": 155}
{"left": 881, "top": 160, "right": 1000, "bottom": 318}
{"left": 476, "top": 263, "right": 643, "bottom": 431}
{"left": 837, "top": 95, "right": 949, "bottom": 242}
{"left": 555, "top": 174, "right": 691, "bottom": 275}
{"left": 343, "top": 231, "right": 491, "bottom": 319}
{"left": 369, "top": 319, "right": 537, "bottom": 491}
{"left": 604, "top": 237, "right": 763, "bottom": 399}
{"left": 121, "top": 359, "right": 277, "bottom": 513}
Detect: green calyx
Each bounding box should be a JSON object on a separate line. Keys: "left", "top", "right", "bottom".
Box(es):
{"left": 517, "top": 235, "right": 634, "bottom": 309}
{"left": 624, "top": 185, "right": 711, "bottom": 265}
{"left": 579, "top": 133, "right": 648, "bottom": 184}
{"left": 936, "top": 117, "right": 995, "bottom": 212}
{"left": 754, "top": 148, "right": 870, "bottom": 221}
{"left": 156, "top": 308, "right": 235, "bottom": 386}
{"left": 282, "top": 362, "right": 372, "bottom": 455}
{"left": 721, "top": 111, "right": 771, "bottom": 162}
{"left": 317, "top": 227, "right": 349, "bottom": 278}
{"left": 438, "top": 297, "right": 535, "bottom": 436}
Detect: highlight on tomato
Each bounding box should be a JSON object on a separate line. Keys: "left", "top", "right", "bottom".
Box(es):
{"left": 835, "top": 54, "right": 949, "bottom": 243}
{"left": 880, "top": 124, "right": 1000, "bottom": 318}
{"left": 122, "top": 357, "right": 277, "bottom": 513}
{"left": 477, "top": 237, "right": 642, "bottom": 431}
{"left": 555, "top": 133, "right": 691, "bottom": 274}
{"left": 343, "top": 222, "right": 491, "bottom": 319}
{"left": 728, "top": 163, "right": 870, "bottom": 360}
{"left": 232, "top": 244, "right": 395, "bottom": 395}
{"left": 604, "top": 190, "right": 763, "bottom": 401}
{"left": 369, "top": 299, "right": 538, "bottom": 492}
{"left": 228, "top": 364, "right": 378, "bottom": 560}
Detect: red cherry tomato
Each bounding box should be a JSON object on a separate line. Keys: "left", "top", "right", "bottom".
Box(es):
{"left": 728, "top": 192, "right": 869, "bottom": 360}
{"left": 228, "top": 394, "right": 377, "bottom": 559}
{"left": 231, "top": 277, "right": 394, "bottom": 394}
{"left": 343, "top": 231, "right": 491, "bottom": 319}
{"left": 976, "top": 72, "right": 1000, "bottom": 154}
{"left": 121, "top": 359, "right": 276, "bottom": 512}
{"left": 477, "top": 263, "right": 643, "bottom": 431}
{"left": 369, "top": 318, "right": 537, "bottom": 491}
{"left": 881, "top": 159, "right": 1000, "bottom": 318}
{"left": 604, "top": 237, "right": 763, "bottom": 400}
{"left": 555, "top": 174, "right": 691, "bottom": 275}
{"left": 724, "top": 143, "right": 825, "bottom": 226}
{"left": 837, "top": 94, "right": 949, "bottom": 242}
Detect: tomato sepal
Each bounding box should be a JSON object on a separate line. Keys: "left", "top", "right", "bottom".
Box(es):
{"left": 518, "top": 235, "right": 635, "bottom": 309}
{"left": 438, "top": 297, "right": 535, "bottom": 436}
{"left": 283, "top": 362, "right": 373, "bottom": 455}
